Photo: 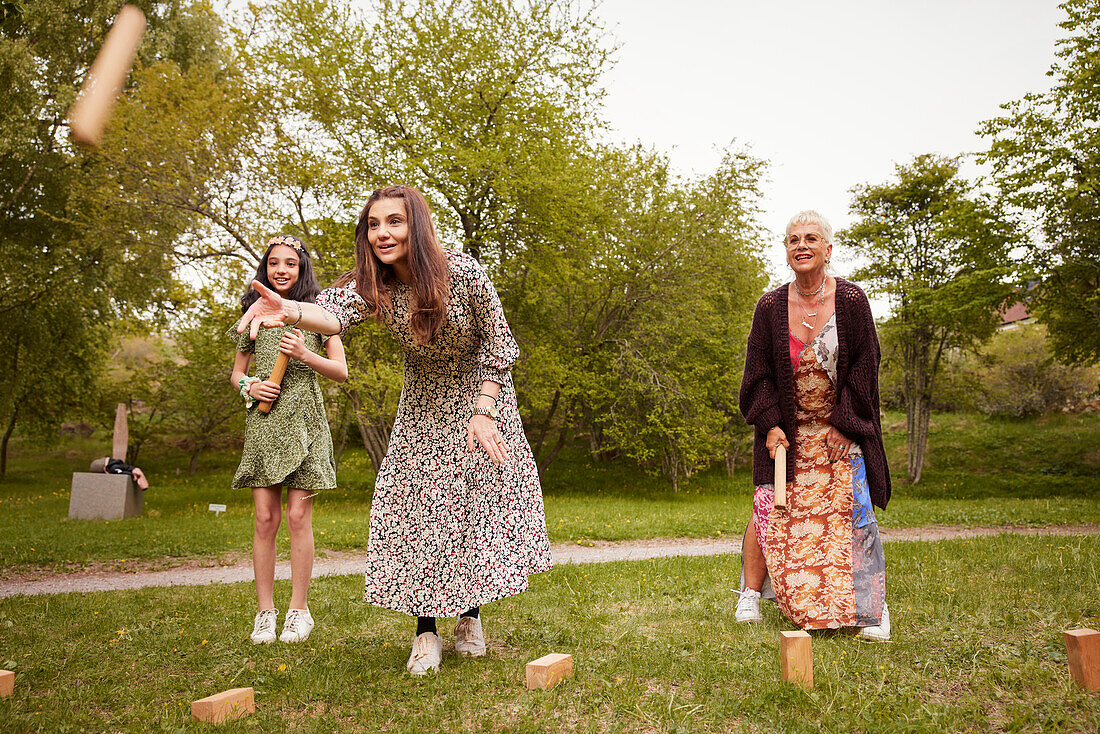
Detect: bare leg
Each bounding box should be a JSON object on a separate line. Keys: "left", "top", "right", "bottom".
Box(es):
{"left": 742, "top": 520, "right": 767, "bottom": 592}
{"left": 252, "top": 487, "right": 282, "bottom": 611}
{"left": 285, "top": 488, "right": 314, "bottom": 610}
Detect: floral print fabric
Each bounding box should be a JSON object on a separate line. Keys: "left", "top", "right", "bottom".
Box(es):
{"left": 748, "top": 319, "right": 885, "bottom": 629}
{"left": 315, "top": 250, "right": 552, "bottom": 617}
{"left": 227, "top": 325, "right": 337, "bottom": 492}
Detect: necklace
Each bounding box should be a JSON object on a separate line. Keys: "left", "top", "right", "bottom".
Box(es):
{"left": 794, "top": 277, "right": 827, "bottom": 332}
{"left": 793, "top": 275, "right": 827, "bottom": 298}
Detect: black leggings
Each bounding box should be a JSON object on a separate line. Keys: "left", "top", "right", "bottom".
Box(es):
{"left": 416, "top": 607, "right": 478, "bottom": 636}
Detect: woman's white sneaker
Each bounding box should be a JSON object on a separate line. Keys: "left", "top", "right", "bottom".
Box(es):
{"left": 735, "top": 589, "right": 764, "bottom": 622}
{"left": 406, "top": 632, "right": 443, "bottom": 675}
{"left": 454, "top": 616, "right": 486, "bottom": 657}
{"left": 250, "top": 608, "right": 279, "bottom": 644}
{"left": 858, "top": 602, "right": 891, "bottom": 642}
{"left": 280, "top": 608, "right": 315, "bottom": 643}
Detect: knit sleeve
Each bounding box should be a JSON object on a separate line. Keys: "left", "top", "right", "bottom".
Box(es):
{"left": 739, "top": 293, "right": 783, "bottom": 431}
{"left": 468, "top": 259, "right": 518, "bottom": 385}
{"left": 832, "top": 286, "right": 880, "bottom": 439}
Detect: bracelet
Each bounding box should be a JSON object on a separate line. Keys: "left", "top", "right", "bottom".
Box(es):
{"left": 238, "top": 376, "right": 260, "bottom": 409}
{"left": 288, "top": 301, "right": 302, "bottom": 327}
{"left": 478, "top": 392, "right": 497, "bottom": 402}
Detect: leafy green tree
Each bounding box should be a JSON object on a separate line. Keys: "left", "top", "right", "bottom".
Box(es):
{"left": 0, "top": 0, "right": 250, "bottom": 466}
{"left": 157, "top": 298, "right": 244, "bottom": 475}
{"left": 980, "top": 0, "right": 1100, "bottom": 364}
{"left": 841, "top": 154, "right": 1021, "bottom": 484}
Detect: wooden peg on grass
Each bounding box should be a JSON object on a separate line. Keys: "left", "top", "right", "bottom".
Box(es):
{"left": 191, "top": 687, "right": 254, "bottom": 723}
{"left": 1064, "top": 628, "right": 1100, "bottom": 692}
{"left": 773, "top": 443, "right": 787, "bottom": 510}
{"left": 0, "top": 669, "right": 13, "bottom": 697}
{"left": 525, "top": 653, "right": 573, "bottom": 690}
{"left": 780, "top": 631, "right": 812, "bottom": 689}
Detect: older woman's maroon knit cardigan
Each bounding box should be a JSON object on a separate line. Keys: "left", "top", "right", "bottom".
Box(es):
{"left": 739, "top": 278, "right": 892, "bottom": 509}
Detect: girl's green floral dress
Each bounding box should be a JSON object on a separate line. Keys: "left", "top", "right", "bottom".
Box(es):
{"left": 227, "top": 325, "right": 336, "bottom": 491}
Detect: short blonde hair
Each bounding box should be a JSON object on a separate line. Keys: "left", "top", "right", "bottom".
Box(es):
{"left": 785, "top": 210, "right": 833, "bottom": 243}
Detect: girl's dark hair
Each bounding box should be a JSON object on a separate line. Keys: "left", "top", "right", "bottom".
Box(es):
{"left": 240, "top": 235, "right": 321, "bottom": 313}
{"left": 334, "top": 185, "right": 450, "bottom": 344}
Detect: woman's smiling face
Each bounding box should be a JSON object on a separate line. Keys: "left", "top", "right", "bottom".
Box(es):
{"left": 366, "top": 197, "right": 410, "bottom": 275}
{"left": 786, "top": 223, "right": 831, "bottom": 277}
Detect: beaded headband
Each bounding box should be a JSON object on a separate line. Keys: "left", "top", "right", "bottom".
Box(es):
{"left": 267, "top": 235, "right": 307, "bottom": 256}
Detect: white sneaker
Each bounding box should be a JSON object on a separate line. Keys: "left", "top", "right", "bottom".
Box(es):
{"left": 735, "top": 589, "right": 763, "bottom": 622}
{"left": 250, "top": 608, "right": 278, "bottom": 644}
{"left": 280, "top": 608, "right": 315, "bottom": 643}
{"left": 858, "top": 602, "right": 891, "bottom": 641}
{"left": 406, "top": 632, "right": 442, "bottom": 675}
{"left": 454, "top": 616, "right": 486, "bottom": 657}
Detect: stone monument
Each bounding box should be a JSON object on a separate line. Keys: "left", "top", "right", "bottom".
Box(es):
{"left": 68, "top": 403, "right": 143, "bottom": 520}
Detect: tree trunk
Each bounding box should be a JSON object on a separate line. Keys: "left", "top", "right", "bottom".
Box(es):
{"left": 345, "top": 387, "right": 391, "bottom": 474}
{"left": 189, "top": 446, "right": 200, "bottom": 476}
{"left": 537, "top": 423, "right": 570, "bottom": 477}
{"left": 0, "top": 407, "right": 17, "bottom": 477}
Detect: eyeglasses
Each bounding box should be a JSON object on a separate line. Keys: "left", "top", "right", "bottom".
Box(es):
{"left": 786, "top": 232, "right": 826, "bottom": 248}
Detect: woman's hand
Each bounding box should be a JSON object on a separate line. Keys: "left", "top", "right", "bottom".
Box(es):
{"left": 766, "top": 426, "right": 789, "bottom": 459}
{"left": 467, "top": 414, "right": 511, "bottom": 465}
{"left": 249, "top": 380, "right": 281, "bottom": 402}
{"left": 278, "top": 328, "right": 309, "bottom": 360}
{"left": 825, "top": 425, "right": 851, "bottom": 462}
{"left": 237, "top": 281, "right": 288, "bottom": 339}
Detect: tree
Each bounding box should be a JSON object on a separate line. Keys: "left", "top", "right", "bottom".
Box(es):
{"left": 980, "top": 0, "right": 1100, "bottom": 364}
{"left": 841, "top": 154, "right": 1021, "bottom": 484}
{"left": 0, "top": 0, "right": 251, "bottom": 467}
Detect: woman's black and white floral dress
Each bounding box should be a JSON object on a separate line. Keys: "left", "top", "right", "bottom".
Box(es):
{"left": 316, "top": 250, "right": 553, "bottom": 617}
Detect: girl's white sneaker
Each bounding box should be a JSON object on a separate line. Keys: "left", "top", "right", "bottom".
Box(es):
{"left": 280, "top": 608, "right": 315, "bottom": 643}
{"left": 406, "top": 632, "right": 442, "bottom": 675}
{"left": 250, "top": 608, "right": 279, "bottom": 644}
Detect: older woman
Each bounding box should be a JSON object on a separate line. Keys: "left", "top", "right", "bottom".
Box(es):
{"left": 736, "top": 210, "right": 891, "bottom": 640}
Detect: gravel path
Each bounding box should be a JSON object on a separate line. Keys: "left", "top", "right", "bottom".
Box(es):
{"left": 2, "top": 524, "right": 1097, "bottom": 599}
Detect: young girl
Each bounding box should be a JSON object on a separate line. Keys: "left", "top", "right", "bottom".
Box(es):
{"left": 228, "top": 235, "right": 348, "bottom": 644}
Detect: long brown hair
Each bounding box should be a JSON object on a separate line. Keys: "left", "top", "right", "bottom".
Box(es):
{"left": 334, "top": 185, "right": 450, "bottom": 344}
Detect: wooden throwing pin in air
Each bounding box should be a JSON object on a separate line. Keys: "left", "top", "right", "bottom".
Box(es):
{"left": 774, "top": 443, "right": 787, "bottom": 510}
{"left": 69, "top": 5, "right": 147, "bottom": 146}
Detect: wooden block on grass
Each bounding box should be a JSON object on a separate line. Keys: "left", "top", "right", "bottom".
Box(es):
{"left": 191, "top": 687, "right": 254, "bottom": 723}
{"left": 0, "top": 669, "right": 13, "bottom": 697}
{"left": 780, "top": 631, "right": 813, "bottom": 689}
{"left": 525, "top": 653, "right": 573, "bottom": 690}
{"left": 1064, "top": 628, "right": 1100, "bottom": 692}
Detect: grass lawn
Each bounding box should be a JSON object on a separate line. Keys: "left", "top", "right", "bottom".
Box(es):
{"left": 0, "top": 534, "right": 1097, "bottom": 732}
{"left": 0, "top": 411, "right": 1097, "bottom": 571}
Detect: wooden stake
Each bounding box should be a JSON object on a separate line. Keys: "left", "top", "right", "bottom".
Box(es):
{"left": 780, "top": 631, "right": 812, "bottom": 689}
{"left": 191, "top": 687, "right": 255, "bottom": 723}
{"left": 69, "top": 5, "right": 147, "bottom": 146}
{"left": 257, "top": 351, "right": 290, "bottom": 414}
{"left": 525, "top": 653, "right": 573, "bottom": 690}
{"left": 112, "top": 403, "right": 128, "bottom": 461}
{"left": 0, "top": 669, "right": 13, "bottom": 697}
{"left": 1064, "top": 628, "right": 1100, "bottom": 692}
{"left": 773, "top": 443, "right": 787, "bottom": 510}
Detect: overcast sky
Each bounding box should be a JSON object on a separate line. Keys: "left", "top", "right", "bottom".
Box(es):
{"left": 593, "top": 0, "right": 1066, "bottom": 293}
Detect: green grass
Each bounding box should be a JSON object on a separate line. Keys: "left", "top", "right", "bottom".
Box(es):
{"left": 0, "top": 534, "right": 1097, "bottom": 732}
{"left": 1, "top": 411, "right": 1098, "bottom": 571}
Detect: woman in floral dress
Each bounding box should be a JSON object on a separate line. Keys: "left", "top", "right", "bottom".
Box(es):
{"left": 237, "top": 185, "right": 552, "bottom": 674}
{"left": 736, "top": 210, "right": 892, "bottom": 640}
